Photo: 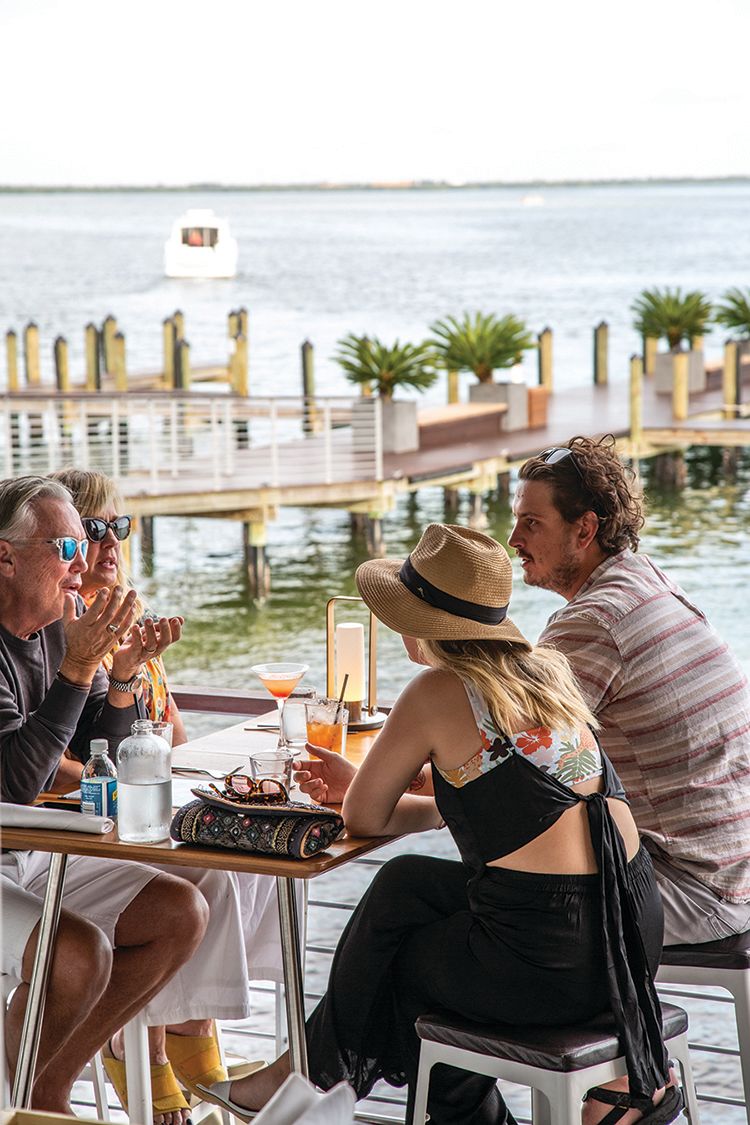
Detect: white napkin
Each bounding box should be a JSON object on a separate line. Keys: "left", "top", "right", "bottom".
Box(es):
{"left": 0, "top": 802, "right": 114, "bottom": 834}
{"left": 253, "top": 1074, "right": 355, "bottom": 1125}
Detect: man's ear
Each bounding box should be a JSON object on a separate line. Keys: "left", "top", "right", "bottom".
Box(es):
{"left": 577, "top": 511, "right": 601, "bottom": 550}
{"left": 0, "top": 538, "right": 17, "bottom": 577}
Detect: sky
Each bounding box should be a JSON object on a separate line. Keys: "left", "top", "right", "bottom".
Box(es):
{"left": 1, "top": 0, "right": 749, "bottom": 187}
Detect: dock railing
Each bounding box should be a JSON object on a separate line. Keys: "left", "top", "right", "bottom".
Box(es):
{"left": 0, "top": 391, "right": 383, "bottom": 491}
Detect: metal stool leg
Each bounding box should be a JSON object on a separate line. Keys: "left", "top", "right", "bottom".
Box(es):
{"left": 123, "top": 1013, "right": 151, "bottom": 1125}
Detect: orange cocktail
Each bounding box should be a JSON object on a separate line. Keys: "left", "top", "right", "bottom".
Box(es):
{"left": 252, "top": 662, "right": 309, "bottom": 750}
{"left": 305, "top": 698, "right": 349, "bottom": 756}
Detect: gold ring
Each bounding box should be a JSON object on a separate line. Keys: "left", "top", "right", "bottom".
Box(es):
{"left": 107, "top": 623, "right": 119, "bottom": 634}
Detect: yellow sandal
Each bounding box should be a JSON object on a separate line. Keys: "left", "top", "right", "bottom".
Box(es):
{"left": 165, "top": 1022, "right": 228, "bottom": 1101}
{"left": 102, "top": 1040, "right": 190, "bottom": 1118}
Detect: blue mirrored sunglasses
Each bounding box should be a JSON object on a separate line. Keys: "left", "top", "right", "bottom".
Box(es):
{"left": 11, "top": 537, "right": 89, "bottom": 562}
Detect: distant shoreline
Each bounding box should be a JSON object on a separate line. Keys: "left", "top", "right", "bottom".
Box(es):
{"left": 1, "top": 175, "right": 750, "bottom": 194}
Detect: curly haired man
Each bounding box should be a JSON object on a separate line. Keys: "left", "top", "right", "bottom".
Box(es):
{"left": 510, "top": 435, "right": 750, "bottom": 944}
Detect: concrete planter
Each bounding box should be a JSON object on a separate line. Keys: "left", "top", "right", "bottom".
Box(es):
{"left": 654, "top": 349, "right": 706, "bottom": 394}
{"left": 469, "top": 372, "right": 528, "bottom": 431}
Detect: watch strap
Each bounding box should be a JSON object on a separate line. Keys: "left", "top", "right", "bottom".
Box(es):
{"left": 108, "top": 671, "right": 142, "bottom": 693}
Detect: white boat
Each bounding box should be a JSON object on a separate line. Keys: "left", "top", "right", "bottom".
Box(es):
{"left": 164, "top": 208, "right": 238, "bottom": 279}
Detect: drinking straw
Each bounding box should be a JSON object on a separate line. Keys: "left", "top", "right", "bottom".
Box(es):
{"left": 335, "top": 674, "right": 349, "bottom": 723}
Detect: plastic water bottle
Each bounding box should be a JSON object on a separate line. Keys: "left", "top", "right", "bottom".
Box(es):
{"left": 116, "top": 719, "right": 172, "bottom": 843}
{"left": 80, "top": 739, "right": 118, "bottom": 818}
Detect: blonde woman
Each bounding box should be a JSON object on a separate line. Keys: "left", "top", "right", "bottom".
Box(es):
{"left": 201, "top": 525, "right": 682, "bottom": 1125}
{"left": 50, "top": 469, "right": 187, "bottom": 745}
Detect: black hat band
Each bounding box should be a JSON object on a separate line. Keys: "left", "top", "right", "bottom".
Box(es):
{"left": 398, "top": 556, "right": 508, "bottom": 626}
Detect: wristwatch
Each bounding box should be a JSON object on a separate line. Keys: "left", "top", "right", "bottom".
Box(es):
{"left": 108, "top": 671, "right": 142, "bottom": 694}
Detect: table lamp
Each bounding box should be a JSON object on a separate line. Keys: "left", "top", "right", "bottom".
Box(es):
{"left": 325, "top": 596, "right": 387, "bottom": 731}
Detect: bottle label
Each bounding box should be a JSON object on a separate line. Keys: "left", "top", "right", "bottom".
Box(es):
{"left": 80, "top": 778, "right": 118, "bottom": 818}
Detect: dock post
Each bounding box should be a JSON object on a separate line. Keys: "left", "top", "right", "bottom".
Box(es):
{"left": 175, "top": 339, "right": 191, "bottom": 390}
{"left": 443, "top": 487, "right": 460, "bottom": 517}
{"left": 113, "top": 332, "right": 128, "bottom": 392}
{"left": 228, "top": 309, "right": 239, "bottom": 339}
{"left": 24, "top": 322, "right": 41, "bottom": 386}
{"left": 244, "top": 519, "right": 271, "bottom": 598}
{"left": 85, "top": 324, "right": 101, "bottom": 391}
{"left": 349, "top": 512, "right": 367, "bottom": 536}
{"left": 233, "top": 333, "right": 249, "bottom": 396}
{"left": 173, "top": 310, "right": 185, "bottom": 343}
{"left": 653, "top": 451, "right": 687, "bottom": 489}
{"left": 54, "top": 336, "right": 70, "bottom": 393}
{"left": 629, "top": 354, "right": 643, "bottom": 453}
{"left": 537, "top": 327, "right": 553, "bottom": 390}
{"left": 723, "top": 339, "right": 739, "bottom": 421}
{"left": 672, "top": 351, "right": 689, "bottom": 421}
{"left": 447, "top": 370, "right": 459, "bottom": 404}
{"left": 238, "top": 307, "right": 249, "bottom": 338}
{"left": 102, "top": 315, "right": 118, "bottom": 375}
{"left": 364, "top": 515, "right": 384, "bottom": 557}
{"left": 162, "top": 317, "right": 176, "bottom": 390}
{"left": 6, "top": 330, "right": 19, "bottom": 391}
{"left": 593, "top": 321, "right": 609, "bottom": 386}
{"left": 495, "top": 470, "right": 511, "bottom": 499}
{"left": 301, "top": 340, "right": 318, "bottom": 434}
{"left": 139, "top": 515, "right": 154, "bottom": 575}
{"left": 643, "top": 336, "right": 657, "bottom": 378}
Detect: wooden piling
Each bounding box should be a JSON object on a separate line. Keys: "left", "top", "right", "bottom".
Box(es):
{"left": 228, "top": 309, "right": 239, "bottom": 339}
{"left": 173, "top": 310, "right": 185, "bottom": 343}
{"left": 102, "top": 315, "right": 118, "bottom": 375}
{"left": 238, "top": 307, "right": 248, "bottom": 337}
{"left": 672, "top": 351, "right": 689, "bottom": 421}
{"left": 364, "top": 515, "right": 384, "bottom": 557}
{"left": 53, "top": 336, "right": 70, "bottom": 392}
{"left": 443, "top": 487, "right": 460, "bottom": 517}
{"left": 643, "top": 336, "right": 657, "bottom": 377}
{"left": 175, "top": 339, "right": 191, "bottom": 390}
{"left": 593, "top": 321, "right": 609, "bottom": 386}
{"left": 113, "top": 332, "right": 128, "bottom": 392}
{"left": 723, "top": 339, "right": 739, "bottom": 420}
{"left": 447, "top": 370, "right": 459, "bottom": 404}
{"left": 6, "top": 330, "right": 19, "bottom": 392}
{"left": 244, "top": 518, "right": 270, "bottom": 597}
{"left": 24, "top": 322, "right": 40, "bottom": 385}
{"left": 300, "top": 339, "right": 318, "bottom": 433}
{"left": 84, "top": 324, "right": 101, "bottom": 391}
{"left": 232, "top": 333, "right": 249, "bottom": 396}
{"left": 538, "top": 327, "right": 553, "bottom": 390}
{"left": 162, "top": 317, "right": 175, "bottom": 390}
{"left": 629, "top": 353, "right": 643, "bottom": 450}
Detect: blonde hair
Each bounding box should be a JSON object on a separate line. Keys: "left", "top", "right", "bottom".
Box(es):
{"left": 419, "top": 638, "right": 599, "bottom": 735}
{"left": 48, "top": 469, "right": 144, "bottom": 617}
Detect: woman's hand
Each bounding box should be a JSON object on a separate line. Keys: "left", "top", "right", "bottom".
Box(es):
{"left": 111, "top": 615, "right": 184, "bottom": 682}
{"left": 60, "top": 586, "right": 139, "bottom": 684}
{"left": 293, "top": 744, "right": 357, "bottom": 805}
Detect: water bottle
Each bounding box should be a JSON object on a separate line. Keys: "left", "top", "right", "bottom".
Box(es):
{"left": 81, "top": 739, "right": 118, "bottom": 818}
{"left": 116, "top": 719, "right": 172, "bottom": 843}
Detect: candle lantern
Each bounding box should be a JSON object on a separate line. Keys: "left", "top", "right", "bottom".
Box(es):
{"left": 325, "top": 595, "right": 387, "bottom": 731}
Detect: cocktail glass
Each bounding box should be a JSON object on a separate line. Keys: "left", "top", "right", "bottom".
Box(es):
{"left": 251, "top": 662, "right": 309, "bottom": 750}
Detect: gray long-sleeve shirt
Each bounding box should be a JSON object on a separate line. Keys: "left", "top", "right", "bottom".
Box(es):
{"left": 0, "top": 619, "right": 138, "bottom": 804}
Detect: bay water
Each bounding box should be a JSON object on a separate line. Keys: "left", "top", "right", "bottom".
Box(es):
{"left": 3, "top": 184, "right": 749, "bottom": 1118}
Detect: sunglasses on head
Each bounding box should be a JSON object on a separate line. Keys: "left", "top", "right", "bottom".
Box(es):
{"left": 209, "top": 774, "right": 288, "bottom": 805}
{"left": 82, "top": 516, "right": 132, "bottom": 543}
{"left": 539, "top": 446, "right": 584, "bottom": 479}
{"left": 10, "top": 537, "right": 89, "bottom": 562}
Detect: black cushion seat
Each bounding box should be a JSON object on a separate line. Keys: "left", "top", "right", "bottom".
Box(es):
{"left": 660, "top": 930, "right": 750, "bottom": 971}
{"left": 415, "top": 1003, "right": 687, "bottom": 1074}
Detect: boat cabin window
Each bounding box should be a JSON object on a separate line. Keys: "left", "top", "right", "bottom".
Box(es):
{"left": 183, "top": 227, "right": 218, "bottom": 248}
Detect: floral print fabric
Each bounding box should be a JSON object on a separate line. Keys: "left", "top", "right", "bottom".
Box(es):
{"left": 436, "top": 679, "right": 603, "bottom": 790}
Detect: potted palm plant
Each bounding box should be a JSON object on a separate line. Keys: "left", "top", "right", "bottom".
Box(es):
{"left": 631, "top": 287, "right": 712, "bottom": 394}
{"left": 428, "top": 312, "right": 536, "bottom": 429}
{"left": 334, "top": 333, "right": 438, "bottom": 453}
{"left": 715, "top": 287, "right": 750, "bottom": 364}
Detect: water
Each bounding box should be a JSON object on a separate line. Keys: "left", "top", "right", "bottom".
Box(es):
{"left": 117, "top": 779, "right": 172, "bottom": 843}
{"left": 2, "top": 183, "right": 749, "bottom": 1117}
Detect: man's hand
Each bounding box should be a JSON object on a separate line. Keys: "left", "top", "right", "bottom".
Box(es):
{"left": 294, "top": 744, "right": 357, "bottom": 805}
{"left": 60, "top": 586, "right": 138, "bottom": 685}
{"left": 111, "top": 615, "right": 184, "bottom": 683}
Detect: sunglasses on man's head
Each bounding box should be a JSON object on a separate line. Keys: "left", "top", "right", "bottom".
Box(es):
{"left": 539, "top": 446, "right": 584, "bottom": 480}
{"left": 10, "top": 537, "right": 89, "bottom": 562}
{"left": 82, "top": 516, "right": 132, "bottom": 543}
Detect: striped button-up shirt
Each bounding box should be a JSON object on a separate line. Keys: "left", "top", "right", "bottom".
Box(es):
{"left": 539, "top": 549, "right": 750, "bottom": 903}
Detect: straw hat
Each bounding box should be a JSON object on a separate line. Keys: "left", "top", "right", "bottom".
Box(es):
{"left": 355, "top": 523, "right": 530, "bottom": 646}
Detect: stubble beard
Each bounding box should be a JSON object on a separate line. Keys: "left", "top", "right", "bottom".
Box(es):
{"left": 523, "top": 550, "right": 581, "bottom": 597}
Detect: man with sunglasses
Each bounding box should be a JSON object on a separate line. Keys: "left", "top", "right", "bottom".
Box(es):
{"left": 510, "top": 436, "right": 750, "bottom": 946}
{"left": 0, "top": 475, "right": 227, "bottom": 1117}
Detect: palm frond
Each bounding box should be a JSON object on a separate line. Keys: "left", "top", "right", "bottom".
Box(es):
{"left": 714, "top": 287, "right": 750, "bottom": 337}
{"left": 333, "top": 333, "right": 439, "bottom": 398}
{"left": 631, "top": 287, "right": 713, "bottom": 351}
{"left": 428, "top": 311, "right": 535, "bottom": 381}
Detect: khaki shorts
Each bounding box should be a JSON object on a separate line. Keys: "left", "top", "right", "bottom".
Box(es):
{"left": 645, "top": 844, "right": 750, "bottom": 945}
{"left": 1, "top": 849, "right": 157, "bottom": 982}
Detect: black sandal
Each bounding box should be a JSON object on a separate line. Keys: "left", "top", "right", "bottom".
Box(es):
{"left": 582, "top": 1082, "right": 684, "bottom": 1124}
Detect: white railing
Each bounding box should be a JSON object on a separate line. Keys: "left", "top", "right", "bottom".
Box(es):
{"left": 0, "top": 392, "right": 383, "bottom": 491}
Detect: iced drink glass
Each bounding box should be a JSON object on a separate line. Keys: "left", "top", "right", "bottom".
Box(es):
{"left": 305, "top": 698, "right": 349, "bottom": 756}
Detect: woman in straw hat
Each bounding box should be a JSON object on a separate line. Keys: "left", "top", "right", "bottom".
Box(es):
{"left": 200, "top": 525, "right": 682, "bottom": 1125}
